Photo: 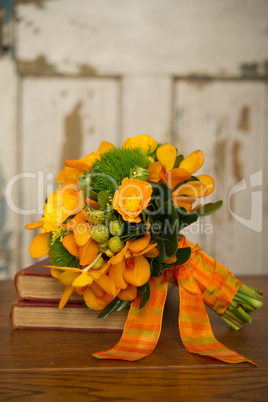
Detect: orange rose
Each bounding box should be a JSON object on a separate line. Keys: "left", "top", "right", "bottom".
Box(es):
{"left": 113, "top": 178, "right": 152, "bottom": 223}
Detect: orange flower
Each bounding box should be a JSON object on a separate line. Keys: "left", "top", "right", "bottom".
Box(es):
{"left": 57, "top": 141, "right": 115, "bottom": 185}
{"left": 122, "top": 134, "right": 157, "bottom": 154}
{"left": 109, "top": 234, "right": 159, "bottom": 300}
{"left": 113, "top": 178, "right": 152, "bottom": 223}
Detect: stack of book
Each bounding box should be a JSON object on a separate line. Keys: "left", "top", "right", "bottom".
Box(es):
{"left": 10, "top": 258, "right": 127, "bottom": 332}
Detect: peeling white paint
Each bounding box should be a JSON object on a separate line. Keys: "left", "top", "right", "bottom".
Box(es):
{"left": 174, "top": 81, "right": 266, "bottom": 274}
{"left": 16, "top": 0, "right": 268, "bottom": 76}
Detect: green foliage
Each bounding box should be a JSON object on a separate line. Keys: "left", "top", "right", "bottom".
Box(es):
{"left": 90, "top": 147, "right": 150, "bottom": 193}
{"left": 173, "top": 154, "right": 184, "bottom": 168}
{"left": 171, "top": 247, "right": 192, "bottom": 265}
{"left": 195, "top": 201, "right": 223, "bottom": 216}
{"left": 49, "top": 237, "right": 80, "bottom": 268}
{"left": 97, "top": 297, "right": 133, "bottom": 318}
{"left": 138, "top": 283, "right": 151, "bottom": 309}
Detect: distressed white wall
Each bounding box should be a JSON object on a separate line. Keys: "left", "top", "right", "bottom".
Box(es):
{"left": 0, "top": 0, "right": 267, "bottom": 276}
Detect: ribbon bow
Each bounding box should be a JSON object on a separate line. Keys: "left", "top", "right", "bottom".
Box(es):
{"left": 93, "top": 238, "right": 256, "bottom": 365}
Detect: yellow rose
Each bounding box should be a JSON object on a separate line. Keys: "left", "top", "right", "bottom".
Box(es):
{"left": 113, "top": 178, "right": 152, "bottom": 223}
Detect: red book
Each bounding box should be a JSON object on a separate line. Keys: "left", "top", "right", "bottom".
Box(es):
{"left": 12, "top": 259, "right": 127, "bottom": 332}
{"left": 10, "top": 299, "right": 126, "bottom": 332}
{"left": 14, "top": 258, "right": 82, "bottom": 302}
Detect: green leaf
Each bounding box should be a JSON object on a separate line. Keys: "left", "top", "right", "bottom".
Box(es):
{"left": 173, "top": 154, "right": 184, "bottom": 168}
{"left": 151, "top": 259, "right": 163, "bottom": 276}
{"left": 157, "top": 201, "right": 179, "bottom": 259}
{"left": 114, "top": 299, "right": 133, "bottom": 312}
{"left": 97, "top": 297, "right": 121, "bottom": 318}
{"left": 172, "top": 247, "right": 192, "bottom": 265}
{"left": 156, "top": 239, "right": 166, "bottom": 263}
{"left": 179, "top": 211, "right": 198, "bottom": 230}
{"left": 151, "top": 182, "right": 172, "bottom": 203}
{"left": 138, "top": 283, "right": 149, "bottom": 295}
{"left": 195, "top": 201, "right": 223, "bottom": 216}
{"left": 97, "top": 191, "right": 111, "bottom": 210}
{"left": 162, "top": 263, "right": 172, "bottom": 271}
{"left": 139, "top": 283, "right": 151, "bottom": 309}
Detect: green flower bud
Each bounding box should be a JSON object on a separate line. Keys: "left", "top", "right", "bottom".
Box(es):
{"left": 108, "top": 237, "right": 124, "bottom": 253}
{"left": 92, "top": 257, "right": 104, "bottom": 270}
{"left": 99, "top": 239, "right": 109, "bottom": 251}
{"left": 91, "top": 224, "right": 109, "bottom": 243}
{"left": 130, "top": 166, "right": 150, "bottom": 181}
{"left": 89, "top": 210, "right": 105, "bottom": 224}
{"left": 109, "top": 220, "right": 124, "bottom": 236}
{"left": 104, "top": 249, "right": 115, "bottom": 258}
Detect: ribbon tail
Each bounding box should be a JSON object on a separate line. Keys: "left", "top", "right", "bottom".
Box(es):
{"left": 93, "top": 275, "right": 168, "bottom": 361}
{"left": 178, "top": 266, "right": 256, "bottom": 366}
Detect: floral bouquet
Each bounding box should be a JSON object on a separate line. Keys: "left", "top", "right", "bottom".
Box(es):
{"left": 26, "top": 135, "right": 263, "bottom": 364}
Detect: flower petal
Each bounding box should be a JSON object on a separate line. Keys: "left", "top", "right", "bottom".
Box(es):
{"left": 123, "top": 134, "right": 157, "bottom": 153}
{"left": 110, "top": 241, "right": 129, "bottom": 265}
{"left": 25, "top": 221, "right": 44, "bottom": 230}
{"left": 157, "top": 144, "right": 177, "bottom": 172}
{"left": 164, "top": 255, "right": 177, "bottom": 264}
{"left": 74, "top": 223, "right": 91, "bottom": 246}
{"left": 58, "top": 271, "right": 79, "bottom": 286}
{"left": 118, "top": 284, "right": 137, "bottom": 301}
{"left": 196, "top": 174, "right": 215, "bottom": 196}
{"left": 50, "top": 268, "right": 62, "bottom": 278}
{"left": 72, "top": 271, "right": 93, "bottom": 287}
{"left": 123, "top": 255, "right": 150, "bottom": 287}
{"left": 109, "top": 260, "right": 128, "bottom": 289}
{"left": 88, "top": 261, "right": 110, "bottom": 280}
{"left": 97, "top": 141, "right": 116, "bottom": 154}
{"left": 85, "top": 198, "right": 102, "bottom": 210}
{"left": 179, "top": 150, "right": 204, "bottom": 174}
{"left": 83, "top": 287, "right": 104, "bottom": 310}
{"left": 62, "top": 232, "right": 80, "bottom": 257}
{"left": 128, "top": 234, "right": 150, "bottom": 253}
{"left": 143, "top": 248, "right": 160, "bottom": 258}
{"left": 174, "top": 181, "right": 207, "bottom": 198}
{"left": 171, "top": 195, "right": 193, "bottom": 212}
{"left": 79, "top": 239, "right": 99, "bottom": 266}
{"left": 59, "top": 285, "right": 75, "bottom": 309}
{"left": 45, "top": 265, "right": 82, "bottom": 273}
{"left": 95, "top": 274, "right": 117, "bottom": 298}
{"left": 164, "top": 168, "right": 191, "bottom": 190}
{"left": 29, "top": 232, "right": 50, "bottom": 258}
{"left": 91, "top": 281, "right": 105, "bottom": 298}
{"left": 148, "top": 162, "right": 163, "bottom": 183}
{"left": 132, "top": 242, "right": 158, "bottom": 256}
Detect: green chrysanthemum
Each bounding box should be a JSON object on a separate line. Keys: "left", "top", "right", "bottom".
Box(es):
{"left": 90, "top": 147, "right": 150, "bottom": 193}
{"left": 49, "top": 236, "right": 80, "bottom": 268}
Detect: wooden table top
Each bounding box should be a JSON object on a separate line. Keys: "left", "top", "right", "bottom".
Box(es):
{"left": 0, "top": 276, "right": 267, "bottom": 401}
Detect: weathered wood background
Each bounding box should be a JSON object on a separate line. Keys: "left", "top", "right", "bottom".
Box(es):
{"left": 0, "top": 0, "right": 267, "bottom": 278}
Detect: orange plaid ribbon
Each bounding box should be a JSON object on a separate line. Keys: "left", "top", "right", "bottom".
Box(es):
{"left": 93, "top": 237, "right": 256, "bottom": 365}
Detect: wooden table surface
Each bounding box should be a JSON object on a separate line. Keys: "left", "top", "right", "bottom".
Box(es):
{"left": 0, "top": 276, "right": 267, "bottom": 402}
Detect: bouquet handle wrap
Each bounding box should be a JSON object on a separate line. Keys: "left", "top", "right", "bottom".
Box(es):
{"left": 93, "top": 237, "right": 256, "bottom": 365}
{"left": 179, "top": 237, "right": 242, "bottom": 315}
